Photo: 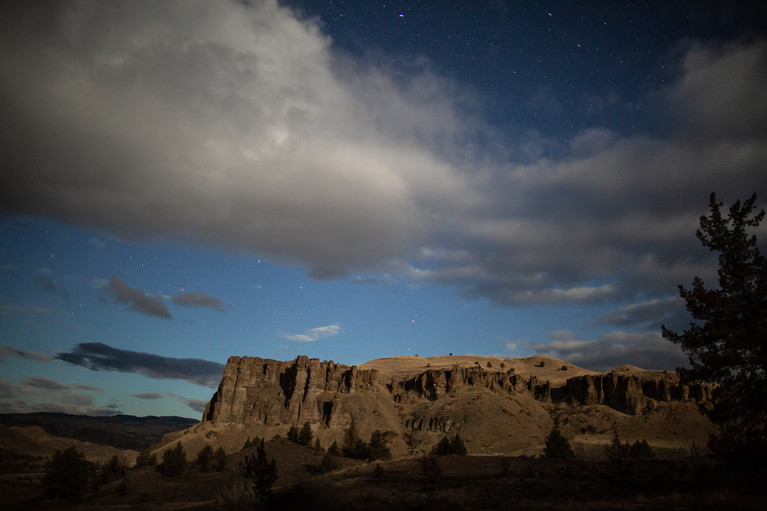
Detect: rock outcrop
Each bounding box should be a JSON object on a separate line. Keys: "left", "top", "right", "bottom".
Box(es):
{"left": 197, "top": 355, "right": 716, "bottom": 457}
{"left": 203, "top": 355, "right": 378, "bottom": 427}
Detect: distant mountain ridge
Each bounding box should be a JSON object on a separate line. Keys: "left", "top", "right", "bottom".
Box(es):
{"left": 0, "top": 412, "right": 198, "bottom": 451}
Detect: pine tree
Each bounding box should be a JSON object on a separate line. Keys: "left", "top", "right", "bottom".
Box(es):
{"left": 662, "top": 193, "right": 767, "bottom": 464}
{"left": 544, "top": 425, "right": 575, "bottom": 459}
{"left": 242, "top": 439, "right": 277, "bottom": 506}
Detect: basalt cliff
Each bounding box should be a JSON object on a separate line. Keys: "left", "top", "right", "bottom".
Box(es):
{"left": 178, "top": 354, "right": 715, "bottom": 459}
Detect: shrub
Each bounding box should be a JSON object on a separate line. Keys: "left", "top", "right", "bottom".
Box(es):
{"left": 42, "top": 446, "right": 90, "bottom": 501}
{"left": 308, "top": 451, "right": 340, "bottom": 474}
{"left": 628, "top": 439, "right": 654, "bottom": 459}
{"left": 369, "top": 430, "right": 392, "bottom": 460}
{"left": 537, "top": 361, "right": 545, "bottom": 367}
{"left": 298, "top": 422, "right": 313, "bottom": 446}
{"left": 605, "top": 425, "right": 630, "bottom": 483}
{"left": 328, "top": 440, "right": 342, "bottom": 457}
{"left": 196, "top": 445, "right": 214, "bottom": 472}
{"left": 543, "top": 426, "right": 575, "bottom": 459}
{"left": 243, "top": 436, "right": 261, "bottom": 450}
{"left": 135, "top": 450, "right": 156, "bottom": 468}
{"left": 214, "top": 446, "right": 226, "bottom": 471}
{"left": 160, "top": 442, "right": 186, "bottom": 477}
{"left": 287, "top": 425, "right": 299, "bottom": 443}
{"left": 433, "top": 434, "right": 467, "bottom": 456}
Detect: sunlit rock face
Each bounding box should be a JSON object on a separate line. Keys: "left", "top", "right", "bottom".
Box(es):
{"left": 203, "top": 355, "right": 378, "bottom": 427}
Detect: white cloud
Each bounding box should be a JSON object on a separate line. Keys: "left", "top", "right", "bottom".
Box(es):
{"left": 282, "top": 323, "right": 342, "bottom": 342}
{"left": 0, "top": 1, "right": 764, "bottom": 319}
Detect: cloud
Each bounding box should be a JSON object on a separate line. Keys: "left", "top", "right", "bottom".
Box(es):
{"left": 0, "top": 0, "right": 764, "bottom": 329}
{"left": 282, "top": 323, "right": 342, "bottom": 342}
{"left": 0, "top": 346, "right": 53, "bottom": 362}
{"left": 104, "top": 276, "right": 171, "bottom": 319}
{"left": 598, "top": 296, "right": 687, "bottom": 330}
{"left": 35, "top": 273, "right": 69, "bottom": 301}
{"left": 522, "top": 330, "right": 690, "bottom": 372}
{"left": 23, "top": 376, "right": 69, "bottom": 391}
{"left": 87, "top": 237, "right": 106, "bottom": 249}
{"left": 167, "top": 392, "right": 209, "bottom": 414}
{"left": 132, "top": 392, "right": 163, "bottom": 400}
{"left": 0, "top": 377, "right": 114, "bottom": 415}
{"left": 185, "top": 399, "right": 208, "bottom": 414}
{"left": 56, "top": 342, "right": 226, "bottom": 387}
{"left": 171, "top": 293, "right": 228, "bottom": 312}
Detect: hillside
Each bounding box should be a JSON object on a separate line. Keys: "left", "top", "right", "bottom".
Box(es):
{"left": 0, "top": 413, "right": 198, "bottom": 451}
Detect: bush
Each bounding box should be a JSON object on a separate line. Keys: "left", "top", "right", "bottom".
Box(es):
{"left": 160, "top": 442, "right": 186, "bottom": 477}
{"left": 628, "top": 439, "right": 654, "bottom": 459}
{"left": 433, "top": 434, "right": 467, "bottom": 456}
{"left": 214, "top": 446, "right": 226, "bottom": 471}
{"left": 368, "top": 430, "right": 392, "bottom": 460}
{"left": 544, "top": 426, "right": 575, "bottom": 459}
{"left": 298, "top": 422, "right": 313, "bottom": 446}
{"left": 308, "top": 451, "right": 340, "bottom": 475}
{"left": 135, "top": 450, "right": 156, "bottom": 468}
{"left": 287, "top": 425, "right": 299, "bottom": 443}
{"left": 197, "top": 445, "right": 214, "bottom": 472}
{"left": 42, "top": 446, "right": 90, "bottom": 501}
{"left": 243, "top": 436, "right": 261, "bottom": 450}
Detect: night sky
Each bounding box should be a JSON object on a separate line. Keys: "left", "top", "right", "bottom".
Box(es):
{"left": 1, "top": 1, "right": 766, "bottom": 418}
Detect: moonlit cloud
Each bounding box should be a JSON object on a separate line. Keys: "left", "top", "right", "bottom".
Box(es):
{"left": 282, "top": 323, "right": 342, "bottom": 342}
{"left": 0, "top": 1, "right": 764, "bottom": 375}
{"left": 104, "top": 277, "right": 171, "bottom": 319}
{"left": 56, "top": 342, "right": 225, "bottom": 387}
{"left": 171, "top": 293, "right": 228, "bottom": 312}
{"left": 132, "top": 392, "right": 163, "bottom": 400}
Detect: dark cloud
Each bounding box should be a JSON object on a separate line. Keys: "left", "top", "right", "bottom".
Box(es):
{"left": 172, "top": 293, "right": 227, "bottom": 312}
{"left": 0, "top": 1, "right": 764, "bottom": 333}
{"left": 1, "top": 377, "right": 114, "bottom": 415}
{"left": 104, "top": 276, "right": 171, "bottom": 319}
{"left": 519, "top": 330, "right": 690, "bottom": 372}
{"left": 185, "top": 399, "right": 208, "bottom": 414}
{"left": 35, "top": 273, "right": 69, "bottom": 301}
{"left": 56, "top": 342, "right": 225, "bottom": 387}
{"left": 597, "top": 297, "right": 688, "bottom": 330}
{"left": 0, "top": 346, "right": 53, "bottom": 362}
{"left": 23, "top": 376, "right": 69, "bottom": 391}
{"left": 132, "top": 392, "right": 163, "bottom": 400}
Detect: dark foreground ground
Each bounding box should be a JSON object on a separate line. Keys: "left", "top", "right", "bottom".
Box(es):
{"left": 2, "top": 440, "right": 764, "bottom": 511}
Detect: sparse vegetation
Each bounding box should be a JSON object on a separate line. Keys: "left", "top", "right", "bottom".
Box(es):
{"left": 605, "top": 425, "right": 630, "bottom": 483}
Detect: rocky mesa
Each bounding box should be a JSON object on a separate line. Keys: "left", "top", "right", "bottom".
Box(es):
{"left": 168, "top": 354, "right": 716, "bottom": 460}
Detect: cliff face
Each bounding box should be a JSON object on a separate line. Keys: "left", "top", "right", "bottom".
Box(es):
{"left": 203, "top": 355, "right": 378, "bottom": 427}
{"left": 203, "top": 356, "right": 714, "bottom": 433}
